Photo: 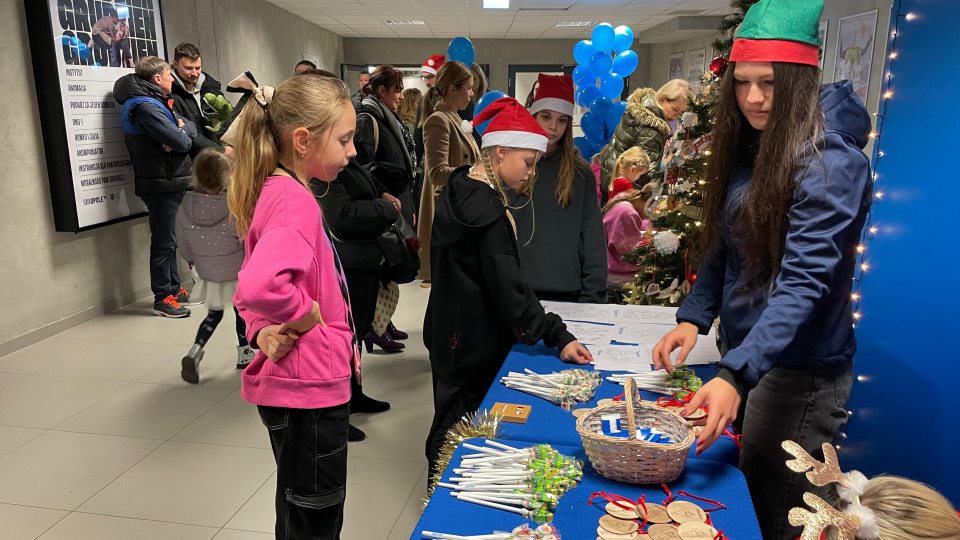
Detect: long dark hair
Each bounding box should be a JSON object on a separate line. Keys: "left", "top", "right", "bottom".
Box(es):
{"left": 700, "top": 61, "right": 824, "bottom": 287}
{"left": 517, "top": 111, "right": 590, "bottom": 207}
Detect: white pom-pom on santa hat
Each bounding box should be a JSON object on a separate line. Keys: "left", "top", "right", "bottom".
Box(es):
{"left": 473, "top": 97, "right": 549, "bottom": 153}
{"left": 421, "top": 55, "right": 446, "bottom": 75}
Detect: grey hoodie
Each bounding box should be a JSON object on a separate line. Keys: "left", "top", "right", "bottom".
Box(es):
{"left": 175, "top": 191, "right": 244, "bottom": 283}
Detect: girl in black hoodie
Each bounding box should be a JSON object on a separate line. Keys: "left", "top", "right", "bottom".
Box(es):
{"left": 423, "top": 98, "right": 592, "bottom": 478}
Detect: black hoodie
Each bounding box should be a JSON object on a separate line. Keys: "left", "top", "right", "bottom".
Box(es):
{"left": 424, "top": 166, "right": 575, "bottom": 388}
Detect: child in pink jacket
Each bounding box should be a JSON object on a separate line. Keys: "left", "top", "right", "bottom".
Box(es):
{"left": 228, "top": 73, "right": 358, "bottom": 540}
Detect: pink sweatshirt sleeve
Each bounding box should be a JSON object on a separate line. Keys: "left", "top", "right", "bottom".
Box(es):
{"left": 235, "top": 226, "right": 316, "bottom": 325}
{"left": 609, "top": 206, "right": 647, "bottom": 256}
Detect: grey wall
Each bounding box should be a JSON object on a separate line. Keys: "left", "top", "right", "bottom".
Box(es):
{"left": 342, "top": 38, "right": 581, "bottom": 96}
{"left": 645, "top": 34, "right": 722, "bottom": 92}
{"left": 0, "top": 0, "right": 342, "bottom": 355}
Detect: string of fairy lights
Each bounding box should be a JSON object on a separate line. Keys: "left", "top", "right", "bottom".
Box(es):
{"left": 850, "top": 0, "right": 910, "bottom": 329}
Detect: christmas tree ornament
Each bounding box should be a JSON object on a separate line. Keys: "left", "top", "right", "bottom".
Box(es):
{"left": 647, "top": 524, "right": 682, "bottom": 540}
{"left": 653, "top": 231, "right": 681, "bottom": 255}
{"left": 666, "top": 501, "right": 708, "bottom": 523}
{"left": 708, "top": 57, "right": 728, "bottom": 77}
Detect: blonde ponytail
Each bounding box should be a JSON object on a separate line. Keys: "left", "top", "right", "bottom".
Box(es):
{"left": 419, "top": 61, "right": 473, "bottom": 126}
{"left": 228, "top": 74, "right": 350, "bottom": 238}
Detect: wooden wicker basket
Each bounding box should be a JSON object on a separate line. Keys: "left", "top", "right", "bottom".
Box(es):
{"left": 577, "top": 377, "right": 695, "bottom": 484}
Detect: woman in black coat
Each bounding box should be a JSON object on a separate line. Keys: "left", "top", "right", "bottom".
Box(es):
{"left": 312, "top": 159, "right": 400, "bottom": 441}
{"left": 355, "top": 65, "right": 416, "bottom": 226}
{"left": 354, "top": 65, "right": 417, "bottom": 351}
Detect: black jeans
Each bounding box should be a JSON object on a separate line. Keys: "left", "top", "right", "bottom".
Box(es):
{"left": 736, "top": 362, "right": 853, "bottom": 540}
{"left": 425, "top": 373, "right": 489, "bottom": 481}
{"left": 140, "top": 191, "right": 185, "bottom": 302}
{"left": 258, "top": 404, "right": 350, "bottom": 540}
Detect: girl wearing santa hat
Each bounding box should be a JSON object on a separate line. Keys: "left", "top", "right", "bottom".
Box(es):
{"left": 508, "top": 74, "right": 607, "bottom": 303}
{"left": 422, "top": 97, "right": 593, "bottom": 479}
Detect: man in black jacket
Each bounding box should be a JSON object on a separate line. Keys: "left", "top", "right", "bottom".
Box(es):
{"left": 115, "top": 56, "right": 200, "bottom": 318}
{"left": 170, "top": 43, "right": 226, "bottom": 157}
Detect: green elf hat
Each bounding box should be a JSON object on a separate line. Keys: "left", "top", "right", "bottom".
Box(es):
{"left": 729, "top": 0, "right": 823, "bottom": 66}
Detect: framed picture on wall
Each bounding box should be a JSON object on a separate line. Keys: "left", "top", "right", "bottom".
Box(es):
{"left": 819, "top": 20, "right": 829, "bottom": 71}
{"left": 24, "top": 0, "right": 168, "bottom": 232}
{"left": 834, "top": 9, "right": 878, "bottom": 102}
{"left": 687, "top": 49, "right": 706, "bottom": 91}
{"left": 668, "top": 53, "right": 684, "bottom": 81}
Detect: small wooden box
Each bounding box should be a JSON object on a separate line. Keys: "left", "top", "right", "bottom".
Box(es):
{"left": 492, "top": 402, "right": 532, "bottom": 424}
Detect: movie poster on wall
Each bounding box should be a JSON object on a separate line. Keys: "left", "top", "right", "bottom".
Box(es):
{"left": 668, "top": 53, "right": 684, "bottom": 81}
{"left": 835, "top": 9, "right": 878, "bottom": 102}
{"left": 687, "top": 49, "right": 706, "bottom": 91}
{"left": 25, "top": 0, "right": 167, "bottom": 232}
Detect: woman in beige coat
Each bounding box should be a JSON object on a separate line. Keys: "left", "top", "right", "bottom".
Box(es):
{"left": 417, "top": 61, "right": 480, "bottom": 285}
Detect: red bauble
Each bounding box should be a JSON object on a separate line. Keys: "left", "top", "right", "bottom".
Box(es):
{"left": 709, "top": 57, "right": 728, "bottom": 77}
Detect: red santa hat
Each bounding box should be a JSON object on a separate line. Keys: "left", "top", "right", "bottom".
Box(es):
{"left": 421, "top": 55, "right": 445, "bottom": 75}
{"left": 609, "top": 178, "right": 634, "bottom": 200}
{"left": 474, "top": 97, "right": 549, "bottom": 153}
{"left": 529, "top": 73, "right": 575, "bottom": 117}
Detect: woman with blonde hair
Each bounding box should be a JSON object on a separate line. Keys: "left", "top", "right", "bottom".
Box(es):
{"left": 417, "top": 60, "right": 479, "bottom": 285}
{"left": 509, "top": 73, "right": 607, "bottom": 303}
{"left": 398, "top": 88, "right": 422, "bottom": 132}
{"left": 602, "top": 181, "right": 656, "bottom": 287}
{"left": 599, "top": 78, "right": 693, "bottom": 193}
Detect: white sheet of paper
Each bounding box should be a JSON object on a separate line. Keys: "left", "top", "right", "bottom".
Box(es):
{"left": 589, "top": 344, "right": 654, "bottom": 372}
{"left": 541, "top": 301, "right": 613, "bottom": 323}
{"left": 562, "top": 321, "right": 616, "bottom": 345}
{"left": 612, "top": 306, "right": 678, "bottom": 325}
{"left": 612, "top": 323, "right": 672, "bottom": 345}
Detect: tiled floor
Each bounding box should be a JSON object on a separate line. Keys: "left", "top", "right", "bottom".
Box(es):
{"left": 0, "top": 282, "right": 433, "bottom": 540}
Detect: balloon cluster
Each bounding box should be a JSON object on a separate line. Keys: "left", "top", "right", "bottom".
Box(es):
{"left": 571, "top": 24, "right": 638, "bottom": 159}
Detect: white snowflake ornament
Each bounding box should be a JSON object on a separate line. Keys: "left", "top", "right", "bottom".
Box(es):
{"left": 654, "top": 230, "right": 680, "bottom": 255}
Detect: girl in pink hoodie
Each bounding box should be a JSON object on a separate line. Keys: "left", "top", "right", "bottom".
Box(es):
{"left": 228, "top": 73, "right": 358, "bottom": 540}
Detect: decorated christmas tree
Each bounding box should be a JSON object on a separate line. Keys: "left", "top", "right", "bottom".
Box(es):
{"left": 619, "top": 0, "right": 760, "bottom": 306}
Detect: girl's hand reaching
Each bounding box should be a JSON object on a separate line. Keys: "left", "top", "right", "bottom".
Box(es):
{"left": 279, "top": 301, "right": 325, "bottom": 335}
{"left": 560, "top": 341, "right": 594, "bottom": 365}
{"left": 652, "top": 322, "right": 699, "bottom": 372}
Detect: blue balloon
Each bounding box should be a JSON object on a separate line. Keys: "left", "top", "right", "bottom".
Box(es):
{"left": 607, "top": 100, "right": 628, "bottom": 129}
{"left": 593, "top": 140, "right": 608, "bottom": 157}
{"left": 590, "top": 96, "right": 613, "bottom": 119}
{"left": 613, "top": 25, "right": 635, "bottom": 53}
{"left": 599, "top": 72, "right": 624, "bottom": 100}
{"left": 447, "top": 37, "right": 475, "bottom": 66}
{"left": 476, "top": 118, "right": 493, "bottom": 136}
{"left": 589, "top": 51, "right": 613, "bottom": 77}
{"left": 591, "top": 23, "right": 616, "bottom": 53}
{"left": 475, "top": 90, "right": 507, "bottom": 116}
{"left": 581, "top": 111, "right": 604, "bottom": 140}
{"left": 574, "top": 136, "right": 594, "bottom": 158}
{"left": 573, "top": 65, "right": 594, "bottom": 87}
{"left": 575, "top": 84, "right": 602, "bottom": 108}
{"left": 612, "top": 50, "right": 639, "bottom": 77}
{"left": 573, "top": 40, "right": 595, "bottom": 66}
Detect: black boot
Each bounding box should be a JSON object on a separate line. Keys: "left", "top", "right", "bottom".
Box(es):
{"left": 348, "top": 424, "right": 366, "bottom": 442}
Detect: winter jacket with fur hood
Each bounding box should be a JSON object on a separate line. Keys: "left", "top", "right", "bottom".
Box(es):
{"left": 599, "top": 88, "right": 672, "bottom": 192}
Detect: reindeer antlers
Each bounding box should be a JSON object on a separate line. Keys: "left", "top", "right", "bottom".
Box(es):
{"left": 782, "top": 441, "right": 848, "bottom": 488}
{"left": 789, "top": 493, "right": 862, "bottom": 540}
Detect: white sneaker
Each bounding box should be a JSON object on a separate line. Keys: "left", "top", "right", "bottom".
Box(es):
{"left": 237, "top": 346, "right": 255, "bottom": 369}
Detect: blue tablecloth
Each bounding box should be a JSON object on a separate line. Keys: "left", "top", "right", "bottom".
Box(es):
{"left": 411, "top": 438, "right": 761, "bottom": 540}
{"left": 478, "top": 343, "right": 742, "bottom": 466}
